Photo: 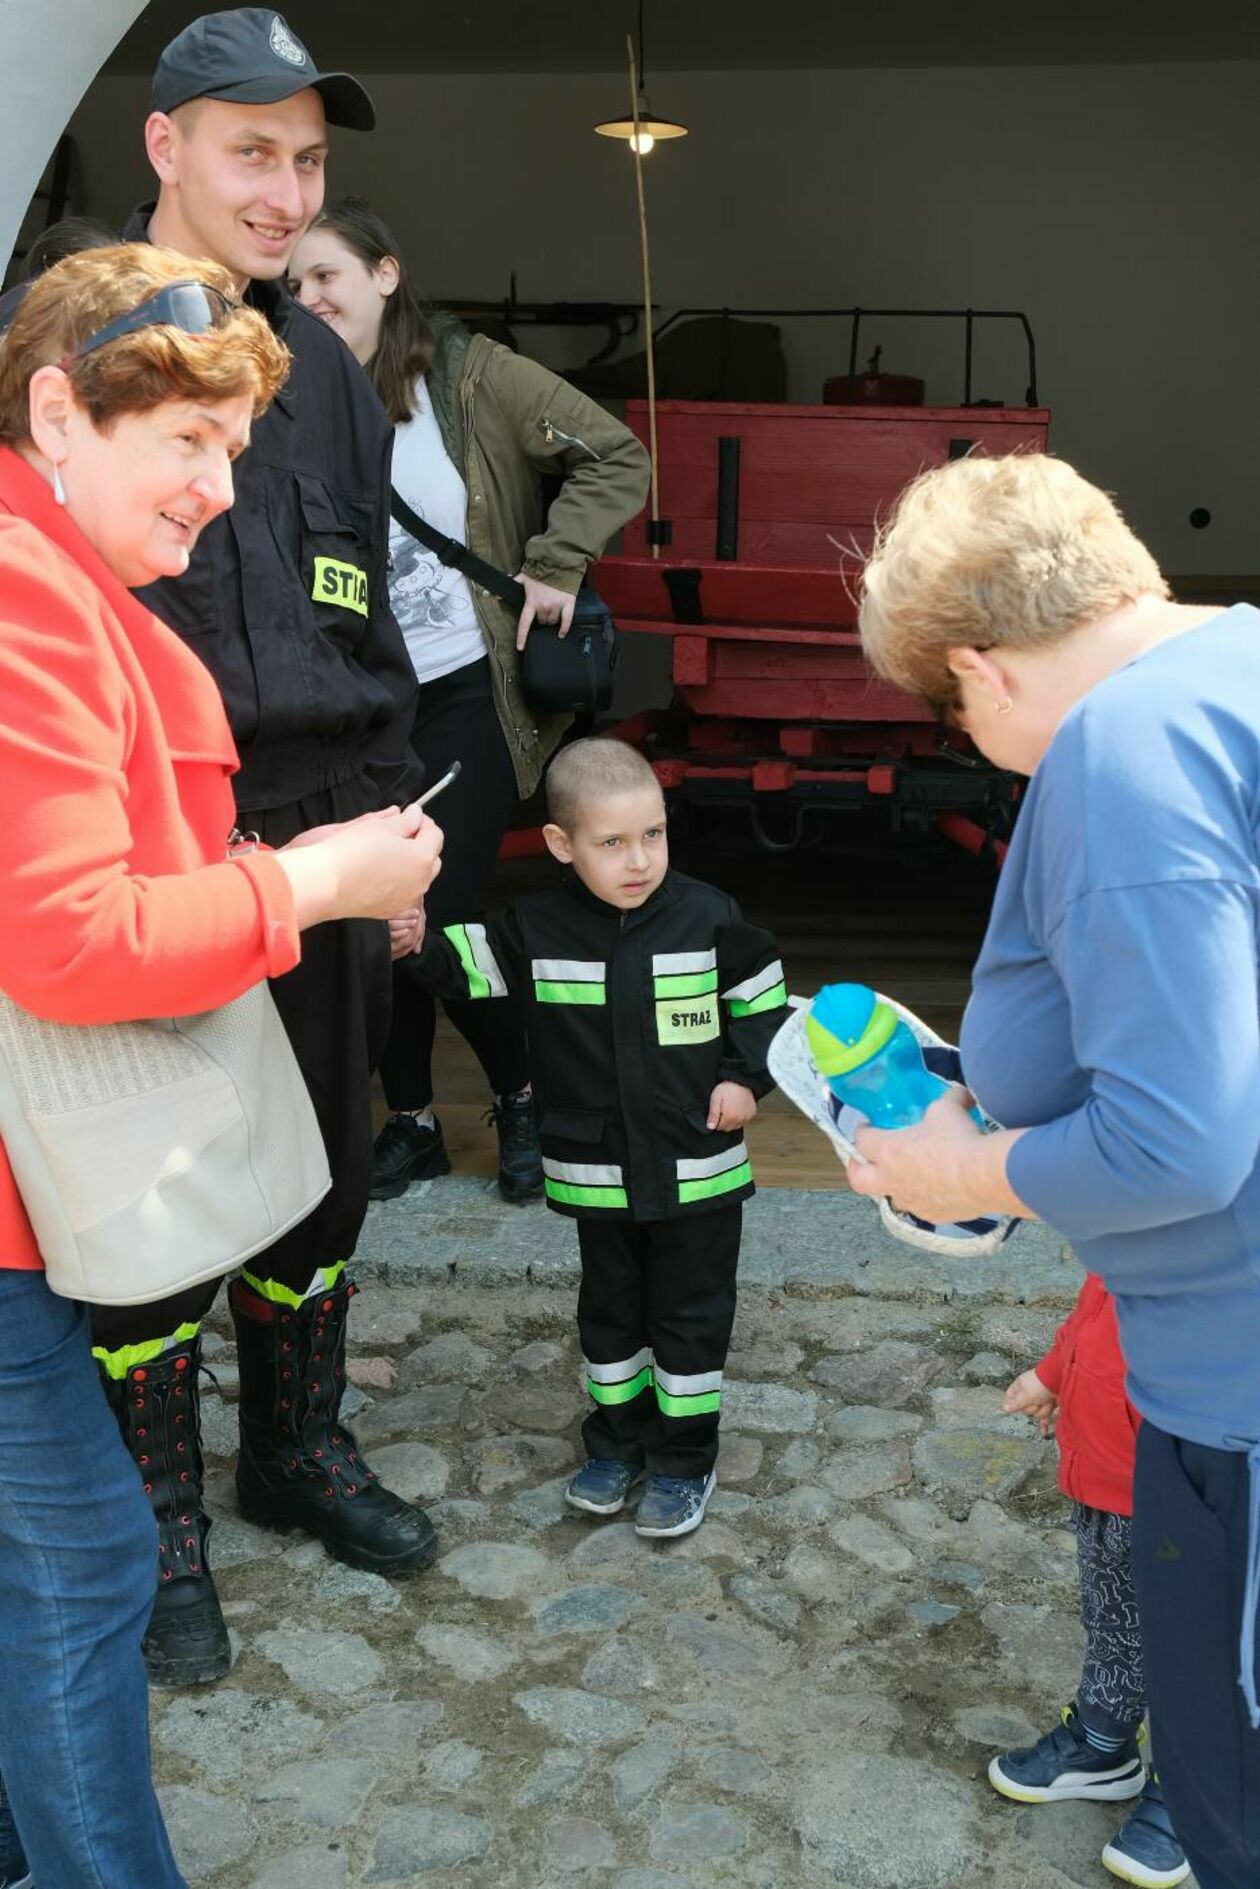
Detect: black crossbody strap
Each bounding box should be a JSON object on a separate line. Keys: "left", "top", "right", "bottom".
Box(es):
{"left": 390, "top": 487, "right": 526, "bottom": 614}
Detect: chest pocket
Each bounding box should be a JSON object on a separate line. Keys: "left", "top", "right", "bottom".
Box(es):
{"left": 652, "top": 950, "right": 720, "bottom": 1047}
{"left": 297, "top": 475, "right": 372, "bottom": 636}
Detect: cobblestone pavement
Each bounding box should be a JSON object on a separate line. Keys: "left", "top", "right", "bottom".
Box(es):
{"left": 153, "top": 1181, "right": 1197, "bottom": 1889}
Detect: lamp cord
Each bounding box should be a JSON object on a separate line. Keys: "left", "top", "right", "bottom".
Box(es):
{"left": 627, "top": 31, "right": 661, "bottom": 557}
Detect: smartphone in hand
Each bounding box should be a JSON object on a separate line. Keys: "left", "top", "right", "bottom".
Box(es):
{"left": 413, "top": 761, "right": 461, "bottom": 811}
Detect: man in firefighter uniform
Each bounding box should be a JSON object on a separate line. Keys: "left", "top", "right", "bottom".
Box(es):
{"left": 88, "top": 10, "right": 435, "bottom": 1688}
{"left": 409, "top": 738, "right": 790, "bottom": 1538}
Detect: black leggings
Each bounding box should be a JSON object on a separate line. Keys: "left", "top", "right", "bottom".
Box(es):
{"left": 381, "top": 657, "right": 529, "bottom": 1112}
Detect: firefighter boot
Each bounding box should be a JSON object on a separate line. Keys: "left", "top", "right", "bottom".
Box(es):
{"left": 231, "top": 1277, "right": 439, "bottom": 1574}
{"left": 101, "top": 1337, "right": 231, "bottom": 1687}
{"left": 489, "top": 1087, "right": 544, "bottom": 1203}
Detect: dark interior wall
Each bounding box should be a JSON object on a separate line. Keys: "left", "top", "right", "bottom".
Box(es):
{"left": 58, "top": 58, "right": 1260, "bottom": 576}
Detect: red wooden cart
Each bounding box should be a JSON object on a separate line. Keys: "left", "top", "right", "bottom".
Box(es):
{"left": 591, "top": 397, "right": 1049, "bottom": 858}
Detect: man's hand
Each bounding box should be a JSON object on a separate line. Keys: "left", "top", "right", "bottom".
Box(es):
{"left": 388, "top": 907, "right": 424, "bottom": 960}
{"left": 1004, "top": 1367, "right": 1058, "bottom": 1437}
{"left": 707, "top": 1081, "right": 757, "bottom": 1132}
{"left": 515, "top": 573, "right": 577, "bottom": 651}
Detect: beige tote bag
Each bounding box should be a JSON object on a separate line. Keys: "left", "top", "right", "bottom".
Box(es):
{"left": 0, "top": 980, "right": 330, "bottom": 1306}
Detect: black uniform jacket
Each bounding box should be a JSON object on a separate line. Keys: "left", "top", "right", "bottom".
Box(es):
{"left": 416, "top": 869, "right": 790, "bottom": 1221}
{"left": 125, "top": 206, "right": 422, "bottom": 815}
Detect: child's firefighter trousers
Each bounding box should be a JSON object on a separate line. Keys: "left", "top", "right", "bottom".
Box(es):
{"left": 576, "top": 1203, "right": 741, "bottom": 1480}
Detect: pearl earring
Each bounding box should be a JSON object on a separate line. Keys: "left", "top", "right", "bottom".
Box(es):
{"left": 52, "top": 462, "right": 66, "bottom": 507}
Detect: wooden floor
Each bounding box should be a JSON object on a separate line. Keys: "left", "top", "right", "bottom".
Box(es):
{"left": 373, "top": 830, "right": 996, "bottom": 1191}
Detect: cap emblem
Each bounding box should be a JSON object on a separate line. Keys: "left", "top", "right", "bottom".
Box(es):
{"left": 269, "top": 15, "right": 308, "bottom": 67}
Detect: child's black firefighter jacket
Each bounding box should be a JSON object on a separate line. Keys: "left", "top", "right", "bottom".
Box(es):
{"left": 414, "top": 869, "right": 789, "bottom": 1221}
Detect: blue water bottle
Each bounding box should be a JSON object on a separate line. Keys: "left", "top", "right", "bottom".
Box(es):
{"left": 804, "top": 983, "right": 949, "bottom": 1129}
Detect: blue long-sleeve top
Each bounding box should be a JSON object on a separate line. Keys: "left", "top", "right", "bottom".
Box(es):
{"left": 961, "top": 606, "right": 1260, "bottom": 1456}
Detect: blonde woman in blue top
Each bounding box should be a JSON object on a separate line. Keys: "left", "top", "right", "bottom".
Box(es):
{"left": 853, "top": 452, "right": 1260, "bottom": 1889}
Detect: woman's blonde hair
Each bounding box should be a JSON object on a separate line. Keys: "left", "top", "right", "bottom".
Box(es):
{"left": 858, "top": 452, "right": 1168, "bottom": 711}
{"left": 0, "top": 243, "right": 290, "bottom": 445}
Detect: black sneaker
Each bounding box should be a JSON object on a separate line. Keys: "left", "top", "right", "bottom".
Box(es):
{"left": 1102, "top": 1774, "right": 1190, "bottom": 1887}
{"left": 489, "top": 1089, "right": 544, "bottom": 1204}
{"left": 989, "top": 1703, "right": 1145, "bottom": 1804}
{"left": 370, "top": 1112, "right": 451, "bottom": 1200}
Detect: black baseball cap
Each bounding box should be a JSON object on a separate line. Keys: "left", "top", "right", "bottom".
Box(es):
{"left": 152, "top": 9, "right": 375, "bottom": 131}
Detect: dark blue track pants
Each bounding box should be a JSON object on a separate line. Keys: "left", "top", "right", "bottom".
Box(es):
{"left": 1131, "top": 1421, "right": 1260, "bottom": 1889}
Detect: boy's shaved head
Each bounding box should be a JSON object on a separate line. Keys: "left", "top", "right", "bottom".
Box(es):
{"left": 545, "top": 738, "right": 661, "bottom": 833}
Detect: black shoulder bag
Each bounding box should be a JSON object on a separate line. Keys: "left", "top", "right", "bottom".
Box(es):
{"left": 389, "top": 489, "right": 619, "bottom": 716}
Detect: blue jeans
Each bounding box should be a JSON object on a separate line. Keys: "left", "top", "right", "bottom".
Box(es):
{"left": 0, "top": 1268, "right": 185, "bottom": 1887}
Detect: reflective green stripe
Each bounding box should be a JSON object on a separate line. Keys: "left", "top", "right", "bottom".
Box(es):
{"left": 588, "top": 1366, "right": 653, "bottom": 1405}
{"left": 545, "top": 1178, "right": 629, "bottom": 1210}
{"left": 241, "top": 1260, "right": 346, "bottom": 1309}
{"left": 446, "top": 923, "right": 490, "bottom": 999}
{"left": 678, "top": 1160, "right": 753, "bottom": 1204}
{"left": 653, "top": 970, "right": 719, "bottom": 1000}
{"left": 727, "top": 980, "right": 788, "bottom": 1018}
{"left": 92, "top": 1321, "right": 201, "bottom": 1380}
{"left": 535, "top": 980, "right": 606, "bottom": 1005}
{"left": 655, "top": 1386, "right": 722, "bottom": 1417}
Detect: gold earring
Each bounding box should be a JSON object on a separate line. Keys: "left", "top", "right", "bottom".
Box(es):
{"left": 993, "top": 696, "right": 1013, "bottom": 715}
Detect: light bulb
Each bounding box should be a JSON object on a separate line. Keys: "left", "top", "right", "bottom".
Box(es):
{"left": 630, "top": 130, "right": 655, "bottom": 155}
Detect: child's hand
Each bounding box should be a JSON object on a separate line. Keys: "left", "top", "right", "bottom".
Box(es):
{"left": 388, "top": 906, "right": 424, "bottom": 959}
{"left": 707, "top": 1081, "right": 757, "bottom": 1132}
{"left": 1004, "top": 1367, "right": 1057, "bottom": 1437}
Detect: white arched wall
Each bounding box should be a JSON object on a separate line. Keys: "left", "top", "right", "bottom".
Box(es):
{"left": 0, "top": 0, "right": 144, "bottom": 265}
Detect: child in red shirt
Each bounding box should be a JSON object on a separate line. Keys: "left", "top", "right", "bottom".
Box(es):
{"left": 991, "top": 1275, "right": 1188, "bottom": 1889}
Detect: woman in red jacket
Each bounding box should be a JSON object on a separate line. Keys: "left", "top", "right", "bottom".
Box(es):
{"left": 0, "top": 245, "right": 442, "bottom": 1889}
{"left": 992, "top": 1276, "right": 1187, "bottom": 1887}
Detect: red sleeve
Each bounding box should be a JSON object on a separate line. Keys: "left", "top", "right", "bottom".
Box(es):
{"left": 1035, "top": 1286, "right": 1089, "bottom": 1396}
{"left": 0, "top": 558, "right": 299, "bottom": 1024}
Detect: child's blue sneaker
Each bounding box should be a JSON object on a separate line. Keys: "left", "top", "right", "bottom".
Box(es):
{"left": 988, "top": 1704, "right": 1145, "bottom": 1804}
{"left": 634, "top": 1470, "right": 717, "bottom": 1539}
{"left": 565, "top": 1458, "right": 642, "bottom": 1516}
{"left": 1102, "top": 1776, "right": 1190, "bottom": 1887}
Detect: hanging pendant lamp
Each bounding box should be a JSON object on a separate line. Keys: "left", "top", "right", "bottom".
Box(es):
{"left": 594, "top": 0, "right": 688, "bottom": 153}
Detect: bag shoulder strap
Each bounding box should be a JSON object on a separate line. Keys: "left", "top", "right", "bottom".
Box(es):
{"left": 389, "top": 487, "right": 525, "bottom": 613}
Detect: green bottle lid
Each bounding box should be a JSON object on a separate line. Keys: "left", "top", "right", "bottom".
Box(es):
{"left": 805, "top": 983, "right": 898, "bottom": 1076}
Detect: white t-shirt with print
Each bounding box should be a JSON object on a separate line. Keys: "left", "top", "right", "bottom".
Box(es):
{"left": 388, "top": 384, "right": 486, "bottom": 685}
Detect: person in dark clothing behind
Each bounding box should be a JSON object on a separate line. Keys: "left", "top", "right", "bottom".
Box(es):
{"left": 90, "top": 9, "right": 435, "bottom": 1691}
{"left": 0, "top": 217, "right": 120, "bottom": 337}
{"left": 23, "top": 216, "right": 119, "bottom": 276}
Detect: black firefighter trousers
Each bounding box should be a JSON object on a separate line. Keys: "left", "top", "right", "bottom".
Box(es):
{"left": 576, "top": 1204, "right": 741, "bottom": 1481}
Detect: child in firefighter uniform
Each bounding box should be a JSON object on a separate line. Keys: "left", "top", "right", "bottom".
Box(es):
{"left": 409, "top": 738, "right": 788, "bottom": 1537}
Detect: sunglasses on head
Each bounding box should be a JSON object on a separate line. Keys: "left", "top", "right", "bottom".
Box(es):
{"left": 66, "top": 281, "right": 238, "bottom": 364}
